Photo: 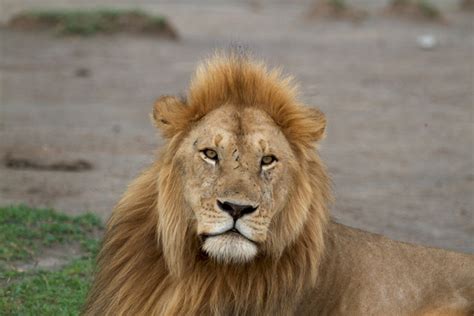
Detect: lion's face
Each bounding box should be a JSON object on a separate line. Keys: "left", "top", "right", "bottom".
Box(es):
{"left": 175, "top": 104, "right": 296, "bottom": 263}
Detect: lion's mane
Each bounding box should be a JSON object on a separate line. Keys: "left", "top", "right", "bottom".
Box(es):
{"left": 84, "top": 53, "right": 331, "bottom": 315}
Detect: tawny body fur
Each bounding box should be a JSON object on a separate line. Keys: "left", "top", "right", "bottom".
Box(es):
{"left": 84, "top": 53, "right": 474, "bottom": 315}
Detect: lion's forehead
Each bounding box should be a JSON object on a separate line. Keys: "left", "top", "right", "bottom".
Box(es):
{"left": 191, "top": 104, "right": 289, "bottom": 154}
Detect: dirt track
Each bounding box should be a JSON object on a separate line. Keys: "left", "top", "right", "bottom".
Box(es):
{"left": 1, "top": 1, "right": 473, "bottom": 253}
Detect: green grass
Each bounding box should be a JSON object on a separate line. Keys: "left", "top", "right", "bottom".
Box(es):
{"left": 327, "top": 0, "right": 346, "bottom": 11}
{"left": 0, "top": 205, "right": 101, "bottom": 263}
{"left": 417, "top": 0, "right": 441, "bottom": 19}
{"left": 0, "top": 258, "right": 96, "bottom": 315}
{"left": 391, "top": 0, "right": 410, "bottom": 6}
{"left": 0, "top": 205, "right": 103, "bottom": 315}
{"left": 10, "top": 9, "right": 171, "bottom": 36}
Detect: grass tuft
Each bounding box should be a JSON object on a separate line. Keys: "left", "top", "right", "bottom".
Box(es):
{"left": 387, "top": 0, "right": 442, "bottom": 21}
{"left": 8, "top": 9, "right": 178, "bottom": 38}
{"left": 308, "top": 0, "right": 366, "bottom": 21}
{"left": 417, "top": 0, "right": 441, "bottom": 19}
{"left": 327, "top": 0, "right": 346, "bottom": 11}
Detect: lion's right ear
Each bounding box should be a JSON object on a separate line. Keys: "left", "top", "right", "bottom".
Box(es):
{"left": 152, "top": 95, "right": 189, "bottom": 138}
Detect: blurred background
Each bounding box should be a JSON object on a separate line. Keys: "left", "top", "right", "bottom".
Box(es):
{"left": 1, "top": 0, "right": 473, "bottom": 253}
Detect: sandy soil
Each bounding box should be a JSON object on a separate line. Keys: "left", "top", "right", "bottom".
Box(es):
{"left": 1, "top": 1, "right": 473, "bottom": 253}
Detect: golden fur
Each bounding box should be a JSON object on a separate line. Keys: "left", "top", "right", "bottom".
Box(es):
{"left": 84, "top": 53, "right": 474, "bottom": 315}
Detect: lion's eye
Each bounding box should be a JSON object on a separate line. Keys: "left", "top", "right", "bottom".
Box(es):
{"left": 202, "top": 149, "right": 218, "bottom": 161}
{"left": 261, "top": 155, "right": 277, "bottom": 166}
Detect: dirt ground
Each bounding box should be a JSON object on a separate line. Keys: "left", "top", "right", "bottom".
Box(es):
{"left": 1, "top": 0, "right": 473, "bottom": 253}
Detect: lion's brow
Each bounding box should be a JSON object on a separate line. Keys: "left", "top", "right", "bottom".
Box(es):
{"left": 213, "top": 134, "right": 223, "bottom": 147}
{"left": 259, "top": 139, "right": 268, "bottom": 152}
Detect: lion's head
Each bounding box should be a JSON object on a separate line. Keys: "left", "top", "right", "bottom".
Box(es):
{"left": 152, "top": 53, "right": 329, "bottom": 269}
{"left": 86, "top": 52, "right": 332, "bottom": 315}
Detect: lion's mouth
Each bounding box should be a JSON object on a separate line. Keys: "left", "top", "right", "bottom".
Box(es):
{"left": 201, "top": 228, "right": 257, "bottom": 245}
{"left": 200, "top": 227, "right": 259, "bottom": 263}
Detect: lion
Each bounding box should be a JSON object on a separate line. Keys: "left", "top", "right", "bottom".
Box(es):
{"left": 84, "top": 52, "right": 474, "bottom": 315}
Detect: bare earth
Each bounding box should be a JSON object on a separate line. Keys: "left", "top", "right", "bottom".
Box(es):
{"left": 0, "top": 1, "right": 473, "bottom": 253}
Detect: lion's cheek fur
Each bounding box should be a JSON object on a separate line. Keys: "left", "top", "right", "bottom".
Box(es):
{"left": 157, "top": 163, "right": 198, "bottom": 277}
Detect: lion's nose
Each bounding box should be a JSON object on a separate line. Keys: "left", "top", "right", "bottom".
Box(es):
{"left": 217, "top": 200, "right": 257, "bottom": 220}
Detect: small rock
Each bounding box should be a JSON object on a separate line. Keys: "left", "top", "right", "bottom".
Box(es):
{"left": 417, "top": 35, "right": 437, "bottom": 50}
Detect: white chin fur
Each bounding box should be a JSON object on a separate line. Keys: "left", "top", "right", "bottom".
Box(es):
{"left": 202, "top": 234, "right": 257, "bottom": 264}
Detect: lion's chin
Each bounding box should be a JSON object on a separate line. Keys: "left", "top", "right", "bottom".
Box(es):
{"left": 202, "top": 233, "right": 258, "bottom": 264}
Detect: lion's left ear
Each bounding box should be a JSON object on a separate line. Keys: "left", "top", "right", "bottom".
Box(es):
{"left": 152, "top": 95, "right": 188, "bottom": 138}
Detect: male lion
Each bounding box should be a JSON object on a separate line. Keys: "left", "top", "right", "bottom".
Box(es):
{"left": 84, "top": 53, "right": 474, "bottom": 315}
